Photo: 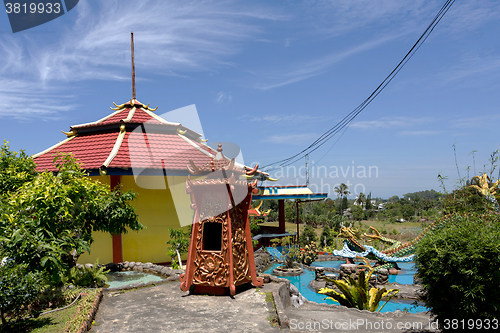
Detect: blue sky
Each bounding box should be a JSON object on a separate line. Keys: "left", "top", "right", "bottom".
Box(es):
{"left": 1, "top": 0, "right": 499, "bottom": 199}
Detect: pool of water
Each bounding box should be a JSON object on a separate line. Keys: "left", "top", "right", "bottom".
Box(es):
{"left": 105, "top": 271, "right": 165, "bottom": 289}
{"left": 388, "top": 262, "right": 417, "bottom": 285}
{"left": 311, "top": 261, "right": 416, "bottom": 285}
{"left": 264, "top": 263, "right": 427, "bottom": 313}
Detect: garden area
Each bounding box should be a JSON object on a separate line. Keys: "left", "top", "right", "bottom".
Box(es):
{"left": 0, "top": 142, "right": 143, "bottom": 332}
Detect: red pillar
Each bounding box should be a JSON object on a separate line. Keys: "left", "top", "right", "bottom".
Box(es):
{"left": 278, "top": 199, "right": 285, "bottom": 234}
{"left": 110, "top": 175, "right": 123, "bottom": 264}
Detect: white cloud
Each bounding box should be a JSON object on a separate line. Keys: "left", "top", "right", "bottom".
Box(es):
{"left": 215, "top": 91, "right": 232, "bottom": 104}
{"left": 398, "top": 130, "right": 442, "bottom": 136}
{"left": 253, "top": 32, "right": 403, "bottom": 90}
{"left": 0, "top": 0, "right": 281, "bottom": 118}
{"left": 351, "top": 117, "right": 435, "bottom": 129}
{"left": 263, "top": 133, "right": 318, "bottom": 144}
{"left": 240, "top": 114, "right": 332, "bottom": 123}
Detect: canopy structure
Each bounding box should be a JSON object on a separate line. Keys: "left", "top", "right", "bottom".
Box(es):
{"left": 251, "top": 185, "right": 328, "bottom": 247}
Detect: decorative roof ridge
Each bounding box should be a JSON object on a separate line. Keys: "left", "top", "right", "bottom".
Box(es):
{"left": 122, "top": 106, "right": 136, "bottom": 123}
{"left": 177, "top": 134, "right": 214, "bottom": 158}
{"left": 100, "top": 124, "right": 127, "bottom": 175}
{"left": 32, "top": 135, "right": 77, "bottom": 159}
{"left": 140, "top": 107, "right": 180, "bottom": 126}
{"left": 71, "top": 108, "right": 124, "bottom": 129}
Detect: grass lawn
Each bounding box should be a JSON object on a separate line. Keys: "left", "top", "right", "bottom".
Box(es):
{"left": 6, "top": 288, "right": 100, "bottom": 333}
{"left": 260, "top": 218, "right": 433, "bottom": 245}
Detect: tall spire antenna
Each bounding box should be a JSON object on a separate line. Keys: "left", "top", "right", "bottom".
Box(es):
{"left": 131, "top": 32, "right": 136, "bottom": 100}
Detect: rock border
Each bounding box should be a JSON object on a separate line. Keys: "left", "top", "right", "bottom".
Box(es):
{"left": 102, "top": 262, "right": 185, "bottom": 291}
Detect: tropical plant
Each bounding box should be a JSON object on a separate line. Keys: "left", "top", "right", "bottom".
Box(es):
{"left": 318, "top": 257, "right": 398, "bottom": 312}
{"left": 334, "top": 183, "right": 350, "bottom": 215}
{"left": 271, "top": 236, "right": 301, "bottom": 268}
{"left": 354, "top": 192, "right": 366, "bottom": 207}
{"left": 167, "top": 227, "right": 191, "bottom": 269}
{"left": 0, "top": 261, "right": 44, "bottom": 328}
{"left": 64, "top": 259, "right": 109, "bottom": 287}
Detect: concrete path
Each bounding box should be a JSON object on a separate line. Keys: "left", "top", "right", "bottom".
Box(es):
{"left": 90, "top": 280, "right": 437, "bottom": 333}
{"left": 89, "top": 281, "right": 282, "bottom": 333}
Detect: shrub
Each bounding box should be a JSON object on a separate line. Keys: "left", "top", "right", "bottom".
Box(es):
{"left": 0, "top": 261, "right": 44, "bottom": 327}
{"left": 415, "top": 212, "right": 500, "bottom": 320}
{"left": 320, "top": 225, "right": 334, "bottom": 248}
{"left": 166, "top": 227, "right": 191, "bottom": 269}
{"left": 299, "top": 225, "right": 317, "bottom": 247}
{"left": 271, "top": 237, "right": 300, "bottom": 268}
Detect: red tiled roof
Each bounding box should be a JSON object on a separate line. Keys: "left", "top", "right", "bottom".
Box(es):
{"left": 110, "top": 132, "right": 212, "bottom": 170}
{"left": 34, "top": 131, "right": 118, "bottom": 172}
{"left": 34, "top": 102, "right": 212, "bottom": 174}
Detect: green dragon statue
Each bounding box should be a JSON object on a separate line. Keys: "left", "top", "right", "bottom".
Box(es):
{"left": 333, "top": 173, "right": 499, "bottom": 270}
{"left": 333, "top": 221, "right": 449, "bottom": 271}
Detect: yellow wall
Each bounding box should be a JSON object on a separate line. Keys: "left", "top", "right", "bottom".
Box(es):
{"left": 77, "top": 175, "right": 193, "bottom": 264}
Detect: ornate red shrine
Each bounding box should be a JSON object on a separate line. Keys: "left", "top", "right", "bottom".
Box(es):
{"left": 180, "top": 143, "right": 264, "bottom": 295}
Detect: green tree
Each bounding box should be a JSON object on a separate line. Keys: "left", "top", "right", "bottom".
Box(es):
{"left": 299, "top": 225, "right": 317, "bottom": 247}
{"left": 0, "top": 151, "right": 143, "bottom": 285}
{"left": 354, "top": 192, "right": 365, "bottom": 207}
{"left": 350, "top": 205, "right": 364, "bottom": 221}
{"left": 334, "top": 183, "right": 350, "bottom": 215}
{"left": 0, "top": 141, "right": 37, "bottom": 197}
{"left": 320, "top": 225, "right": 334, "bottom": 248}
{"left": 365, "top": 192, "right": 373, "bottom": 210}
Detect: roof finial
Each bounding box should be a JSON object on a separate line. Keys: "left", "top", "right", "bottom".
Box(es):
{"left": 131, "top": 32, "right": 136, "bottom": 100}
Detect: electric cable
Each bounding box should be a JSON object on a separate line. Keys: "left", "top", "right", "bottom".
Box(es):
{"left": 262, "top": 0, "right": 455, "bottom": 171}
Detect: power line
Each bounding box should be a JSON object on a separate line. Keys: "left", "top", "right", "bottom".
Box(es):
{"left": 262, "top": 0, "right": 455, "bottom": 171}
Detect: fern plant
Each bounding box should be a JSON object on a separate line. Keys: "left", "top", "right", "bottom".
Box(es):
{"left": 318, "top": 257, "right": 398, "bottom": 312}
{"left": 65, "top": 259, "right": 109, "bottom": 287}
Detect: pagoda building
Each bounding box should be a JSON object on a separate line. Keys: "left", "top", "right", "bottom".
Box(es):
{"left": 33, "top": 98, "right": 269, "bottom": 264}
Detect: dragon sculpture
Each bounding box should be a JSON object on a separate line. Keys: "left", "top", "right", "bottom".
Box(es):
{"left": 332, "top": 223, "right": 445, "bottom": 271}
{"left": 333, "top": 173, "right": 499, "bottom": 270}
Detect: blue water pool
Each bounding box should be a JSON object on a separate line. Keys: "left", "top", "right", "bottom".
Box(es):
{"left": 310, "top": 260, "right": 345, "bottom": 270}
{"left": 312, "top": 261, "right": 417, "bottom": 285}
{"left": 264, "top": 263, "right": 427, "bottom": 313}
{"left": 388, "top": 262, "right": 417, "bottom": 285}
{"left": 105, "top": 271, "right": 164, "bottom": 289}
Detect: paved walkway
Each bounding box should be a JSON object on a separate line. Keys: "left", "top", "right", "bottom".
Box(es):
{"left": 89, "top": 281, "right": 281, "bottom": 333}
{"left": 90, "top": 281, "right": 436, "bottom": 333}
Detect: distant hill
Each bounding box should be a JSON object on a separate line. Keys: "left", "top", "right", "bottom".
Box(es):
{"left": 403, "top": 189, "right": 440, "bottom": 200}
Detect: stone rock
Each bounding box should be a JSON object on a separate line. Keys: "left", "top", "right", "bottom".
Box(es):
{"left": 314, "top": 267, "right": 326, "bottom": 281}
{"left": 167, "top": 275, "right": 180, "bottom": 281}
{"left": 129, "top": 262, "right": 136, "bottom": 268}
{"left": 389, "top": 267, "right": 400, "bottom": 275}
{"left": 290, "top": 284, "right": 299, "bottom": 296}
{"left": 262, "top": 274, "right": 270, "bottom": 283}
